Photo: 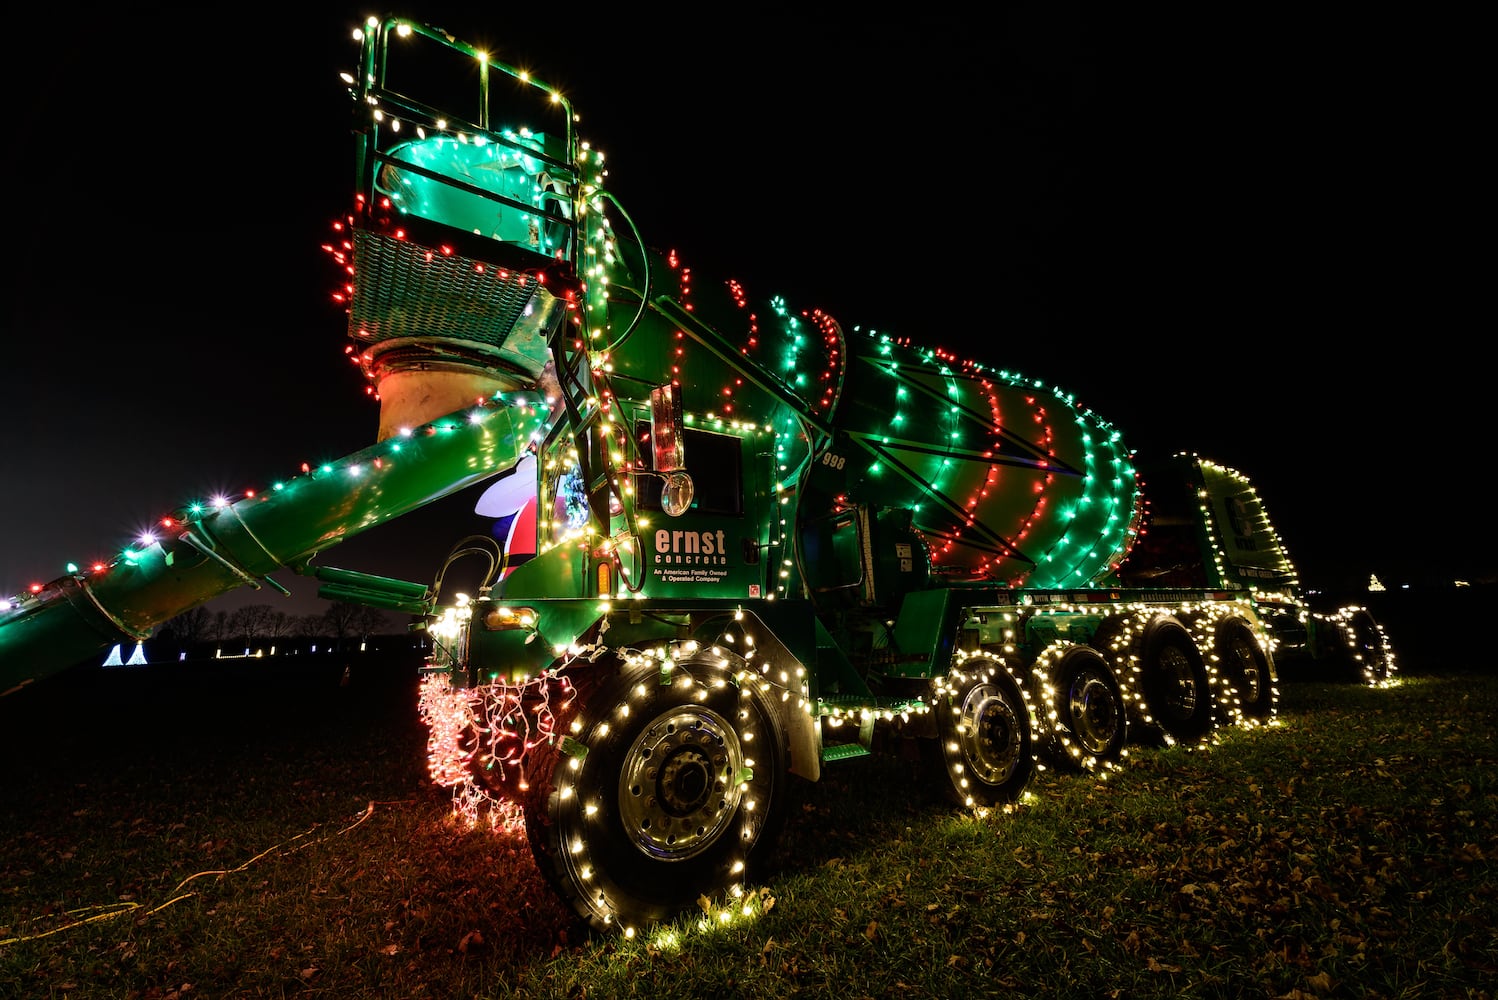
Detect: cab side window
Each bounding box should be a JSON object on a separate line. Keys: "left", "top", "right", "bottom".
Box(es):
{"left": 634, "top": 423, "right": 743, "bottom": 516}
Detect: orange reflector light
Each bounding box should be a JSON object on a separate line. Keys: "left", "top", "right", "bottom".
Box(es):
{"left": 483, "top": 606, "right": 537, "bottom": 631}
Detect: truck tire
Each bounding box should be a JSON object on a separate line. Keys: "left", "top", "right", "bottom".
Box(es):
{"left": 928, "top": 656, "right": 1035, "bottom": 808}
{"left": 523, "top": 646, "right": 788, "bottom": 936}
{"left": 1034, "top": 644, "right": 1128, "bottom": 771}
{"left": 1134, "top": 616, "right": 1214, "bottom": 746}
{"left": 1343, "top": 608, "right": 1393, "bottom": 684}
{"left": 1213, "top": 618, "right": 1276, "bottom": 723}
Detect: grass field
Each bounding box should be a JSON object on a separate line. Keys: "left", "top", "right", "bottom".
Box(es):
{"left": 1, "top": 651, "right": 1493, "bottom": 999}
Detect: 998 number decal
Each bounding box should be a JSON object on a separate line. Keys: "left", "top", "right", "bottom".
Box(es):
{"left": 820, "top": 452, "right": 846, "bottom": 470}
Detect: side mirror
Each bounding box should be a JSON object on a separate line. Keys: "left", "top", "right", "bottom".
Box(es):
{"left": 650, "top": 384, "right": 693, "bottom": 517}
{"left": 650, "top": 383, "right": 686, "bottom": 472}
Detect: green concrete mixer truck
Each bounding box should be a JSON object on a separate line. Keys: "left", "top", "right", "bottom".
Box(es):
{"left": 0, "top": 15, "right": 1393, "bottom": 936}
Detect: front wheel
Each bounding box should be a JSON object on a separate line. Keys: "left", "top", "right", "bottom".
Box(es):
{"left": 928, "top": 656, "right": 1035, "bottom": 809}
{"left": 524, "top": 646, "right": 788, "bottom": 936}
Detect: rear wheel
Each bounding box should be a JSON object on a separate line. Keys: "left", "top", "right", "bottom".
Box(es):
{"left": 523, "top": 645, "right": 788, "bottom": 936}
{"left": 1134, "top": 616, "right": 1214, "bottom": 746}
{"left": 928, "top": 656, "right": 1035, "bottom": 808}
{"left": 1343, "top": 608, "right": 1394, "bottom": 684}
{"left": 1034, "top": 644, "right": 1127, "bottom": 771}
{"left": 1213, "top": 618, "right": 1276, "bottom": 723}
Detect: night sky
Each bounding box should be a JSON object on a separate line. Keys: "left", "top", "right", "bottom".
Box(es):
{"left": 1, "top": 6, "right": 1488, "bottom": 622}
